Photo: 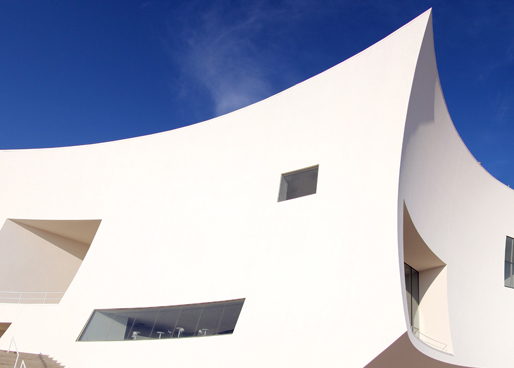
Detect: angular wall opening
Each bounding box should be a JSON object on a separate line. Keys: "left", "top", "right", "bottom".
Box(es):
{"left": 278, "top": 165, "right": 319, "bottom": 202}
{"left": 0, "top": 219, "right": 101, "bottom": 304}
{"left": 0, "top": 323, "right": 11, "bottom": 339}
{"left": 403, "top": 203, "right": 453, "bottom": 353}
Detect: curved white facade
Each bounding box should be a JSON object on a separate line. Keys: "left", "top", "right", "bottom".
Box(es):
{"left": 0, "top": 9, "right": 510, "bottom": 367}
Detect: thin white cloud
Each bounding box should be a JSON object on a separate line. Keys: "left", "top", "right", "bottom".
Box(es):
{"left": 162, "top": 0, "right": 326, "bottom": 116}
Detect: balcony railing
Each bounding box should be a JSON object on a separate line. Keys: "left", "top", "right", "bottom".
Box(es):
{"left": 7, "top": 337, "right": 27, "bottom": 368}
{"left": 0, "top": 291, "right": 64, "bottom": 304}
{"left": 411, "top": 326, "right": 448, "bottom": 352}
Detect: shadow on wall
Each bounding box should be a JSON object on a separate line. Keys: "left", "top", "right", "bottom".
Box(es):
{"left": 401, "top": 12, "right": 437, "bottom": 150}
{"left": 0, "top": 219, "right": 101, "bottom": 304}
{"left": 365, "top": 333, "right": 469, "bottom": 368}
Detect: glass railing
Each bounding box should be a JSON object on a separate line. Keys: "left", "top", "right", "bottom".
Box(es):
{"left": 411, "top": 326, "right": 448, "bottom": 352}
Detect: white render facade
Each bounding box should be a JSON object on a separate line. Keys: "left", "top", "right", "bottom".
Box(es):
{"left": 0, "top": 9, "right": 511, "bottom": 368}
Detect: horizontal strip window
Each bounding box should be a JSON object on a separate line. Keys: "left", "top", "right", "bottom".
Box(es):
{"left": 78, "top": 299, "right": 245, "bottom": 341}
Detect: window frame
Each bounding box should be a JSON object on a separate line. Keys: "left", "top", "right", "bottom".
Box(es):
{"left": 77, "top": 299, "right": 245, "bottom": 342}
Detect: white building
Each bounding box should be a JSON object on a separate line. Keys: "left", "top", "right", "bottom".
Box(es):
{"left": 0, "top": 9, "right": 510, "bottom": 368}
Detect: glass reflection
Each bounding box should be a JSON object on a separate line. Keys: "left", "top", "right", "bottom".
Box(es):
{"left": 505, "top": 237, "right": 514, "bottom": 289}
{"left": 197, "top": 304, "right": 224, "bottom": 336}
{"left": 78, "top": 299, "right": 245, "bottom": 342}
{"left": 150, "top": 309, "right": 180, "bottom": 339}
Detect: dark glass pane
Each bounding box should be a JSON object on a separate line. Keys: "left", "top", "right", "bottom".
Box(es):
{"left": 278, "top": 176, "right": 288, "bottom": 201}
{"left": 404, "top": 264, "right": 412, "bottom": 324}
{"left": 130, "top": 309, "right": 160, "bottom": 339}
{"left": 411, "top": 268, "right": 419, "bottom": 329}
{"left": 120, "top": 310, "right": 140, "bottom": 340}
{"left": 79, "top": 311, "right": 116, "bottom": 341}
{"left": 279, "top": 166, "right": 318, "bottom": 201}
{"left": 106, "top": 311, "right": 133, "bottom": 341}
{"left": 175, "top": 306, "right": 203, "bottom": 338}
{"left": 197, "top": 304, "right": 225, "bottom": 336}
{"left": 217, "top": 300, "right": 244, "bottom": 335}
{"left": 151, "top": 307, "right": 181, "bottom": 339}
{"left": 505, "top": 262, "right": 514, "bottom": 288}
{"left": 506, "top": 237, "right": 513, "bottom": 263}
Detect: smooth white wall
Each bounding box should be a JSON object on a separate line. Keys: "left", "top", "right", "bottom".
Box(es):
{"left": 0, "top": 10, "right": 481, "bottom": 368}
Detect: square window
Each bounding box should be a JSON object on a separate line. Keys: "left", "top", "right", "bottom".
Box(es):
{"left": 278, "top": 165, "right": 319, "bottom": 202}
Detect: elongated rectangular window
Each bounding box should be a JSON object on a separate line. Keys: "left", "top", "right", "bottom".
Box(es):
{"left": 78, "top": 299, "right": 245, "bottom": 341}
{"left": 505, "top": 236, "right": 514, "bottom": 288}
{"left": 404, "top": 263, "right": 419, "bottom": 330}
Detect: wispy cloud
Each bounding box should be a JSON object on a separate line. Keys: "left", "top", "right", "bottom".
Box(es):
{"left": 493, "top": 91, "right": 514, "bottom": 124}
{"left": 162, "top": 0, "right": 326, "bottom": 116}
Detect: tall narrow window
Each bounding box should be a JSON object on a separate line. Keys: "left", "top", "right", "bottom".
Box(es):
{"left": 404, "top": 263, "right": 419, "bottom": 331}
{"left": 278, "top": 165, "right": 319, "bottom": 202}
{"left": 505, "top": 236, "right": 514, "bottom": 288}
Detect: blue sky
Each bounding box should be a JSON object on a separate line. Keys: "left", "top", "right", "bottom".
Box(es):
{"left": 1, "top": 1, "right": 513, "bottom": 185}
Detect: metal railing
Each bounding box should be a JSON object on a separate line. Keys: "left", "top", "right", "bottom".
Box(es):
{"left": 7, "top": 337, "right": 27, "bottom": 368}
{"left": 411, "top": 326, "right": 448, "bottom": 352}
{"left": 0, "top": 291, "right": 64, "bottom": 304}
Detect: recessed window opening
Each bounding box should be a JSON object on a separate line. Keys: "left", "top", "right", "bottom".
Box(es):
{"left": 278, "top": 165, "right": 319, "bottom": 202}
{"left": 404, "top": 263, "right": 419, "bottom": 330}
{"left": 504, "top": 236, "right": 514, "bottom": 288}
{"left": 78, "top": 299, "right": 245, "bottom": 342}
{"left": 403, "top": 203, "right": 452, "bottom": 353}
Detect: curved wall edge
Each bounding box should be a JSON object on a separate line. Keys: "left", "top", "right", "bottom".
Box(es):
{"left": 398, "top": 8, "right": 514, "bottom": 368}
{"left": 0, "top": 8, "right": 509, "bottom": 368}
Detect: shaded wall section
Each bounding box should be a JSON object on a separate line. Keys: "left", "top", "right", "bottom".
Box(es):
{"left": 0, "top": 219, "right": 100, "bottom": 303}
